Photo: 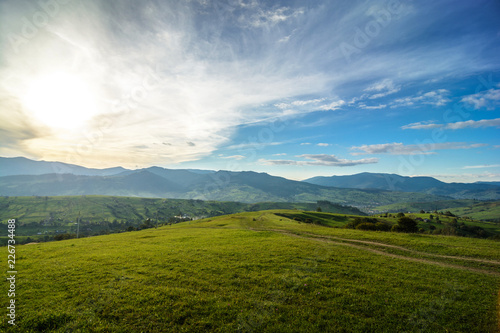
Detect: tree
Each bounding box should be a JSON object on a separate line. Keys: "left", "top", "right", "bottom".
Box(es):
{"left": 316, "top": 207, "right": 322, "bottom": 212}
{"left": 397, "top": 217, "right": 418, "bottom": 233}
{"left": 396, "top": 212, "right": 405, "bottom": 218}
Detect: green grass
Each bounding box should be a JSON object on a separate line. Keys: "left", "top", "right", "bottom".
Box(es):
{"left": 0, "top": 196, "right": 364, "bottom": 238}
{"left": 376, "top": 199, "right": 500, "bottom": 221}
{"left": 448, "top": 201, "right": 500, "bottom": 221}
{"left": 1, "top": 210, "right": 499, "bottom": 332}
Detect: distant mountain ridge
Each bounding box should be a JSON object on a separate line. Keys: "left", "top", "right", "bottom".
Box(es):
{"left": 0, "top": 156, "right": 129, "bottom": 177}
{"left": 0, "top": 157, "right": 449, "bottom": 206}
{"left": 303, "top": 172, "right": 500, "bottom": 200}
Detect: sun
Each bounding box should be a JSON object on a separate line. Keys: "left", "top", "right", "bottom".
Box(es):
{"left": 22, "top": 72, "right": 100, "bottom": 130}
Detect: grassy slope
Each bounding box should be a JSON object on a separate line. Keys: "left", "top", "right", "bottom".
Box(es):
{"left": 0, "top": 196, "right": 364, "bottom": 237}
{"left": 2, "top": 210, "right": 499, "bottom": 332}
{"left": 448, "top": 201, "right": 500, "bottom": 221}
{"left": 376, "top": 199, "right": 500, "bottom": 221}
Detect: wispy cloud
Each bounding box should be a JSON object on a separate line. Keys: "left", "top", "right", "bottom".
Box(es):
{"left": 275, "top": 98, "right": 345, "bottom": 113}
{"left": 445, "top": 118, "right": 500, "bottom": 130}
{"left": 317, "top": 100, "right": 346, "bottom": 111}
{"left": 461, "top": 85, "right": 500, "bottom": 110}
{"left": 241, "top": 6, "right": 305, "bottom": 28}
{"left": 0, "top": 0, "right": 330, "bottom": 167}
{"left": 351, "top": 142, "right": 487, "bottom": 155}
{"left": 358, "top": 103, "right": 387, "bottom": 110}
{"left": 1, "top": 0, "right": 499, "bottom": 175}
{"left": 402, "top": 118, "right": 500, "bottom": 130}
{"left": 463, "top": 164, "right": 500, "bottom": 169}
{"left": 391, "top": 89, "right": 451, "bottom": 108}
{"left": 220, "top": 155, "right": 246, "bottom": 160}
{"left": 401, "top": 121, "right": 442, "bottom": 130}
{"left": 364, "top": 79, "right": 401, "bottom": 99}
{"left": 317, "top": 143, "right": 330, "bottom": 147}
{"left": 260, "top": 154, "right": 378, "bottom": 167}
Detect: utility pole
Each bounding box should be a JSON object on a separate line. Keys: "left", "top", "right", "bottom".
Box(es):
{"left": 77, "top": 211, "right": 80, "bottom": 239}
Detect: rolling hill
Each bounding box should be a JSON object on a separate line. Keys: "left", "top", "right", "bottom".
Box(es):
{"left": 2, "top": 210, "right": 499, "bottom": 332}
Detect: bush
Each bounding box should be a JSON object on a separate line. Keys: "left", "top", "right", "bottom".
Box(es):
{"left": 356, "top": 223, "right": 378, "bottom": 231}
{"left": 391, "top": 225, "right": 402, "bottom": 232}
{"left": 345, "top": 217, "right": 378, "bottom": 229}
{"left": 375, "top": 222, "right": 391, "bottom": 231}
{"left": 396, "top": 217, "right": 418, "bottom": 233}
{"left": 54, "top": 233, "right": 76, "bottom": 241}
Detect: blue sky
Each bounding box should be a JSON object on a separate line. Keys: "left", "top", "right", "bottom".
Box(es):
{"left": 0, "top": 0, "right": 499, "bottom": 182}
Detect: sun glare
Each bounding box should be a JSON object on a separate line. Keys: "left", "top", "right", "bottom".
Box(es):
{"left": 22, "top": 72, "right": 99, "bottom": 130}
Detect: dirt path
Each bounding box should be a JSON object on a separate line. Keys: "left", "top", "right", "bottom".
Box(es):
{"left": 296, "top": 231, "right": 500, "bottom": 265}
{"left": 258, "top": 228, "right": 500, "bottom": 277}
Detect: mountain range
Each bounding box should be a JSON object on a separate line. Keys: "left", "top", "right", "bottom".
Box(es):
{"left": 304, "top": 173, "right": 500, "bottom": 200}
{"left": 1, "top": 157, "right": 498, "bottom": 205}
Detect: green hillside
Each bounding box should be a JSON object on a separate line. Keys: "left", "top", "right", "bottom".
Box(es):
{"left": 376, "top": 199, "right": 500, "bottom": 222}
{"left": 2, "top": 210, "right": 499, "bottom": 332}
{"left": 0, "top": 196, "right": 364, "bottom": 239}
{"left": 448, "top": 200, "right": 500, "bottom": 222}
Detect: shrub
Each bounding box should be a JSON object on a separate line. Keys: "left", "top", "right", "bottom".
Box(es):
{"left": 375, "top": 222, "right": 391, "bottom": 231}
{"left": 396, "top": 217, "right": 418, "bottom": 233}
{"left": 356, "top": 223, "right": 378, "bottom": 231}
{"left": 391, "top": 225, "right": 401, "bottom": 232}
{"left": 345, "top": 217, "right": 378, "bottom": 229}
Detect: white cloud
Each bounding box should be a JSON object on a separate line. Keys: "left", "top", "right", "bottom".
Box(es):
{"left": 243, "top": 6, "right": 305, "bottom": 28}
{"left": 2, "top": 0, "right": 499, "bottom": 171}
{"left": 274, "top": 98, "right": 343, "bottom": 115}
{"left": 402, "top": 118, "right": 500, "bottom": 130}
{"left": 221, "top": 155, "right": 246, "bottom": 160}
{"left": 0, "top": 1, "right": 330, "bottom": 168}
{"left": 445, "top": 118, "right": 500, "bottom": 130}
{"left": 401, "top": 121, "right": 442, "bottom": 130}
{"left": 300, "top": 143, "right": 311, "bottom": 145}
{"left": 391, "top": 89, "right": 450, "bottom": 107}
{"left": 462, "top": 164, "right": 500, "bottom": 169}
{"left": 358, "top": 103, "right": 387, "bottom": 110}
{"left": 291, "top": 98, "right": 326, "bottom": 106}
{"left": 461, "top": 85, "right": 500, "bottom": 110}
{"left": 317, "top": 100, "right": 346, "bottom": 111}
{"left": 351, "top": 142, "right": 487, "bottom": 155}
{"left": 317, "top": 143, "right": 330, "bottom": 147}
{"left": 364, "top": 79, "right": 401, "bottom": 99}
{"left": 260, "top": 154, "right": 378, "bottom": 167}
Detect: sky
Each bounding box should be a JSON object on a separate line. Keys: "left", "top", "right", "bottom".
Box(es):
{"left": 0, "top": 0, "right": 499, "bottom": 182}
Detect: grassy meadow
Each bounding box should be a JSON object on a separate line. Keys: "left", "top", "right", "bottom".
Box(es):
{"left": 376, "top": 199, "right": 500, "bottom": 222}
{"left": 1, "top": 210, "right": 499, "bottom": 332}
{"left": 0, "top": 196, "right": 363, "bottom": 241}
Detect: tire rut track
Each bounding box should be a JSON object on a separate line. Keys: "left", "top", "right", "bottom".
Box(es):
{"left": 258, "top": 228, "right": 500, "bottom": 277}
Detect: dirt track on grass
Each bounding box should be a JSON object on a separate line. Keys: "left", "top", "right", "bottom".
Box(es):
{"left": 258, "top": 228, "right": 500, "bottom": 277}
